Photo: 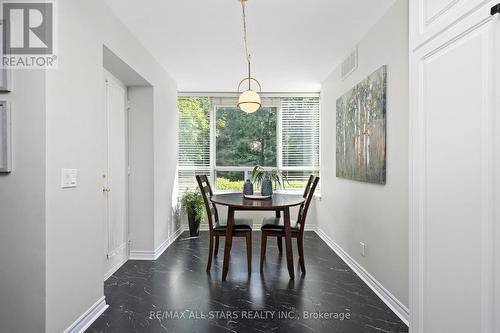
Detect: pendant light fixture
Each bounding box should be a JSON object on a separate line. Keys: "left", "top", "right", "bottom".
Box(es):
{"left": 237, "top": 0, "right": 262, "bottom": 113}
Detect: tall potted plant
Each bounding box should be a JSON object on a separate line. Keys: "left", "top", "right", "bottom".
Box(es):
{"left": 251, "top": 166, "right": 286, "bottom": 196}
{"left": 181, "top": 190, "right": 204, "bottom": 237}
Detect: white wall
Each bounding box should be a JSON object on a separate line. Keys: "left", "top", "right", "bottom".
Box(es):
{"left": 153, "top": 84, "right": 179, "bottom": 249}
{"left": 128, "top": 87, "right": 154, "bottom": 251}
{"left": 0, "top": 70, "right": 46, "bottom": 333}
{"left": 44, "top": 0, "right": 178, "bottom": 332}
{"left": 317, "top": 0, "right": 409, "bottom": 308}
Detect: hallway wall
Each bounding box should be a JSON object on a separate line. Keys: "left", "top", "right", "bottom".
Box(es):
{"left": 0, "top": 71, "right": 47, "bottom": 333}
{"left": 44, "top": 0, "right": 178, "bottom": 332}
{"left": 317, "top": 0, "right": 409, "bottom": 311}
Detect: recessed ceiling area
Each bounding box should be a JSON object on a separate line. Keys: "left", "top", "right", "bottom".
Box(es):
{"left": 104, "top": 0, "right": 396, "bottom": 92}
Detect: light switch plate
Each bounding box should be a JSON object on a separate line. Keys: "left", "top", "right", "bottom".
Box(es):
{"left": 61, "top": 169, "right": 77, "bottom": 188}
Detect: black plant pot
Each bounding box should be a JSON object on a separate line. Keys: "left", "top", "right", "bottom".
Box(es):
{"left": 187, "top": 209, "right": 200, "bottom": 237}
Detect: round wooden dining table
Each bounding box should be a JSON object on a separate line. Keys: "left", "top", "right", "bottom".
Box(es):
{"left": 211, "top": 193, "right": 305, "bottom": 280}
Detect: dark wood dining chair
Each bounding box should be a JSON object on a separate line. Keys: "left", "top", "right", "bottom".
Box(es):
{"left": 196, "top": 175, "right": 253, "bottom": 273}
{"left": 260, "top": 175, "right": 320, "bottom": 274}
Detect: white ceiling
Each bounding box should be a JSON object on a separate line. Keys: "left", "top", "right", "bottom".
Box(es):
{"left": 104, "top": 0, "right": 396, "bottom": 92}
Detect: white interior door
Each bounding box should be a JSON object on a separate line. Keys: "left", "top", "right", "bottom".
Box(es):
{"left": 410, "top": 2, "right": 499, "bottom": 332}
{"left": 103, "top": 69, "right": 128, "bottom": 279}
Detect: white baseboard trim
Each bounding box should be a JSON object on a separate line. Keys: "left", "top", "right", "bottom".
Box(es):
{"left": 197, "top": 223, "right": 318, "bottom": 231}
{"left": 304, "top": 225, "right": 317, "bottom": 232}
{"left": 104, "top": 255, "right": 128, "bottom": 281}
{"left": 153, "top": 227, "right": 185, "bottom": 259}
{"left": 104, "top": 243, "right": 128, "bottom": 281}
{"left": 128, "top": 249, "right": 155, "bottom": 260}
{"left": 129, "top": 226, "right": 184, "bottom": 260}
{"left": 63, "top": 296, "right": 108, "bottom": 333}
{"left": 316, "top": 228, "right": 409, "bottom": 326}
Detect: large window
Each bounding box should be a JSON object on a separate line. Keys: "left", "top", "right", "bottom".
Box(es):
{"left": 177, "top": 96, "right": 320, "bottom": 194}
{"left": 216, "top": 107, "right": 277, "bottom": 167}
{"left": 177, "top": 97, "right": 211, "bottom": 192}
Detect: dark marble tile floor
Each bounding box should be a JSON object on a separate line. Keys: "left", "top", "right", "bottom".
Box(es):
{"left": 86, "top": 231, "right": 408, "bottom": 333}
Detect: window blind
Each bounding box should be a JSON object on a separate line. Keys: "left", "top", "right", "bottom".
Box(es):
{"left": 281, "top": 97, "right": 320, "bottom": 188}
{"left": 177, "top": 97, "right": 211, "bottom": 194}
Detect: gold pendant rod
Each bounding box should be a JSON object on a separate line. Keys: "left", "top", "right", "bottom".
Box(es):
{"left": 248, "top": 60, "right": 251, "bottom": 90}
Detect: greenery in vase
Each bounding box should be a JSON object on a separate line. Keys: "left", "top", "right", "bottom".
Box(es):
{"left": 251, "top": 166, "right": 287, "bottom": 190}
{"left": 180, "top": 190, "right": 205, "bottom": 224}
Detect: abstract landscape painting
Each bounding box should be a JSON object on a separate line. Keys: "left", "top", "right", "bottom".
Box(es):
{"left": 336, "top": 65, "right": 387, "bottom": 184}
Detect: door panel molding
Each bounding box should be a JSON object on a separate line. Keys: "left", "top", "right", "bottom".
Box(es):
{"left": 424, "top": 0, "right": 461, "bottom": 26}
{"left": 412, "top": 0, "right": 494, "bottom": 50}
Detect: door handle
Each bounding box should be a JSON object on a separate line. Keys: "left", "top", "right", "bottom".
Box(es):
{"left": 492, "top": 3, "right": 500, "bottom": 16}
{"left": 102, "top": 187, "right": 111, "bottom": 193}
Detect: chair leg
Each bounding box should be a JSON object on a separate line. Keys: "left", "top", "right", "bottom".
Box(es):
{"left": 297, "top": 235, "right": 305, "bottom": 273}
{"left": 260, "top": 232, "right": 267, "bottom": 272}
{"left": 246, "top": 232, "right": 252, "bottom": 274}
{"left": 207, "top": 234, "right": 214, "bottom": 272}
{"left": 277, "top": 236, "right": 283, "bottom": 253}
{"left": 214, "top": 236, "right": 219, "bottom": 257}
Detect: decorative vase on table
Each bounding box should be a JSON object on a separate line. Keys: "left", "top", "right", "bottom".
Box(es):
{"left": 261, "top": 176, "right": 273, "bottom": 196}
{"left": 243, "top": 179, "right": 254, "bottom": 195}
{"left": 187, "top": 209, "right": 200, "bottom": 237}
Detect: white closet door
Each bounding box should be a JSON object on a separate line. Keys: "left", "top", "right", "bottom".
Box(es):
{"left": 103, "top": 70, "right": 128, "bottom": 278}
{"left": 410, "top": 3, "right": 499, "bottom": 333}
{"left": 411, "top": 0, "right": 492, "bottom": 48}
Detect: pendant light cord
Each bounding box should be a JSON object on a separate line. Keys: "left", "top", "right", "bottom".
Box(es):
{"left": 241, "top": 0, "right": 251, "bottom": 65}
{"left": 238, "top": 0, "right": 261, "bottom": 93}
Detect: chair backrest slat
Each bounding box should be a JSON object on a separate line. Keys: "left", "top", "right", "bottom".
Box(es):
{"left": 297, "top": 176, "right": 320, "bottom": 233}
{"left": 196, "top": 175, "right": 218, "bottom": 231}
{"left": 203, "top": 185, "right": 211, "bottom": 195}
{"left": 302, "top": 175, "right": 314, "bottom": 198}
